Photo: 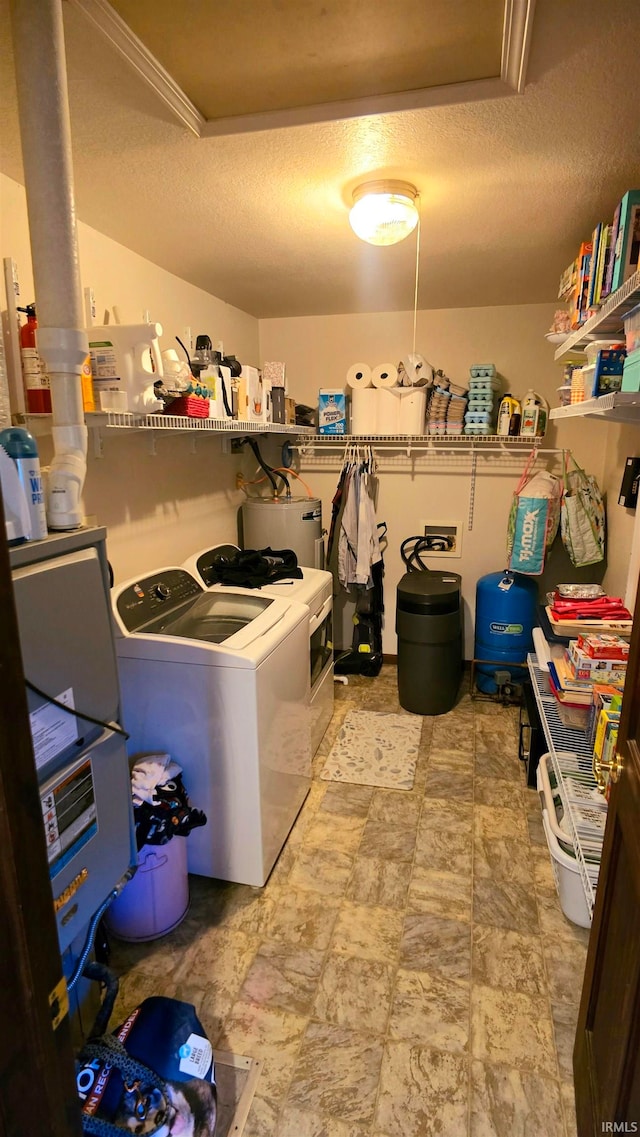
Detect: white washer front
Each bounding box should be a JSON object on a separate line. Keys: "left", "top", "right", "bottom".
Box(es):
{"left": 112, "top": 568, "right": 311, "bottom": 886}
{"left": 183, "top": 545, "right": 334, "bottom": 754}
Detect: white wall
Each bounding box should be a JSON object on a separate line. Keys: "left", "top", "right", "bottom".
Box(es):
{"left": 1, "top": 173, "right": 258, "bottom": 582}
{"left": 601, "top": 421, "right": 640, "bottom": 605}
{"left": 259, "top": 306, "right": 608, "bottom": 655}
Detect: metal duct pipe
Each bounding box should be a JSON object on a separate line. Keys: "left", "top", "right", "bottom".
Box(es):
{"left": 10, "top": 0, "right": 88, "bottom": 529}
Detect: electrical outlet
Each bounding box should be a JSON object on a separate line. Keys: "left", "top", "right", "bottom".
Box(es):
{"left": 419, "top": 521, "right": 462, "bottom": 558}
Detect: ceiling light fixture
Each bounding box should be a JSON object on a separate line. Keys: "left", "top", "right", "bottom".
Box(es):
{"left": 349, "top": 180, "right": 419, "bottom": 246}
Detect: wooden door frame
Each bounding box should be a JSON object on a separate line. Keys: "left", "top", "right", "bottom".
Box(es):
{"left": 574, "top": 567, "right": 640, "bottom": 1135}
{"left": 0, "top": 500, "right": 82, "bottom": 1135}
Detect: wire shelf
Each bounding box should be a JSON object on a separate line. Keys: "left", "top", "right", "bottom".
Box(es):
{"left": 528, "top": 655, "right": 606, "bottom": 911}
{"left": 553, "top": 268, "right": 640, "bottom": 361}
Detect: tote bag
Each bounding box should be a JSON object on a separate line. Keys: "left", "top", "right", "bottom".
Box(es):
{"left": 561, "top": 453, "right": 605, "bottom": 567}
{"left": 507, "top": 450, "right": 561, "bottom": 575}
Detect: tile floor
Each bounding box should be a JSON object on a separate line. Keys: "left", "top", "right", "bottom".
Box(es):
{"left": 109, "top": 665, "right": 590, "bottom": 1137}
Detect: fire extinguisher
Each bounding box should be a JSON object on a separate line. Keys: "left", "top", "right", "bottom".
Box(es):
{"left": 18, "top": 303, "right": 51, "bottom": 414}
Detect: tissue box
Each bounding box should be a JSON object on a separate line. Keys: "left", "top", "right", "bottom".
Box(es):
{"left": 318, "top": 389, "right": 347, "bottom": 435}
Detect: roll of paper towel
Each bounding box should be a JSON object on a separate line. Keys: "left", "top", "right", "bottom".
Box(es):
{"left": 346, "top": 362, "right": 372, "bottom": 390}
{"left": 371, "top": 363, "right": 398, "bottom": 389}
{"left": 377, "top": 388, "right": 400, "bottom": 432}
{"left": 397, "top": 387, "right": 427, "bottom": 434}
{"left": 351, "top": 388, "right": 378, "bottom": 434}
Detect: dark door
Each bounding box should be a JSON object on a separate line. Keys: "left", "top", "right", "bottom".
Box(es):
{"left": 574, "top": 582, "right": 640, "bottom": 1133}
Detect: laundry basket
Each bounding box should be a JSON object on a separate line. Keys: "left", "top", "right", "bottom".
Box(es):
{"left": 106, "top": 836, "right": 189, "bottom": 942}
{"left": 541, "top": 810, "right": 591, "bottom": 928}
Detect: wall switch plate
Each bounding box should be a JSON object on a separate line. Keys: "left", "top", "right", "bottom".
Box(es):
{"left": 419, "top": 521, "right": 462, "bottom": 558}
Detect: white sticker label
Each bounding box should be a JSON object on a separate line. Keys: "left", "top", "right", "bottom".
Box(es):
{"left": 178, "top": 1033, "right": 213, "bottom": 1081}
{"left": 30, "top": 688, "right": 77, "bottom": 770}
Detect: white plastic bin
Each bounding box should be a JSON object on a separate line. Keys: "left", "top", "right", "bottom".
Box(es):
{"left": 106, "top": 837, "right": 189, "bottom": 942}
{"left": 541, "top": 809, "right": 591, "bottom": 929}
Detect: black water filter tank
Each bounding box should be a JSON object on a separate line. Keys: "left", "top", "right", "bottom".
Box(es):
{"left": 396, "top": 571, "right": 463, "bottom": 715}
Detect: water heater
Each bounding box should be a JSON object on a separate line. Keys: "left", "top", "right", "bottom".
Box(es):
{"left": 242, "top": 497, "right": 323, "bottom": 568}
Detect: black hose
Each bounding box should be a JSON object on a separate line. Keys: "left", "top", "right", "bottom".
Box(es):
{"left": 175, "top": 336, "right": 192, "bottom": 371}
{"left": 244, "top": 437, "right": 290, "bottom": 496}
{"left": 83, "top": 961, "right": 120, "bottom": 1039}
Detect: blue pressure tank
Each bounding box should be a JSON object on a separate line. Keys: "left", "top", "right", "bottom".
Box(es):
{"left": 474, "top": 570, "right": 538, "bottom": 694}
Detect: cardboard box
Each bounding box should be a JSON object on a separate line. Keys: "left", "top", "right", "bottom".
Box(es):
{"left": 576, "top": 633, "right": 630, "bottom": 660}
{"left": 318, "top": 389, "right": 347, "bottom": 435}
{"left": 568, "top": 643, "right": 627, "bottom": 683}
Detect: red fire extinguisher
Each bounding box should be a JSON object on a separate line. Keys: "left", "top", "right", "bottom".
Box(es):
{"left": 18, "top": 303, "right": 51, "bottom": 414}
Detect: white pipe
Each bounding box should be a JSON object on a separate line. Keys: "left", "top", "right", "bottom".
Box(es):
{"left": 10, "top": 0, "right": 88, "bottom": 529}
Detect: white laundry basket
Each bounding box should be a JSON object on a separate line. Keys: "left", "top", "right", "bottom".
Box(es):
{"left": 541, "top": 809, "right": 592, "bottom": 929}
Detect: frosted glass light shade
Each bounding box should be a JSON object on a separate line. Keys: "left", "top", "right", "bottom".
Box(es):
{"left": 349, "top": 180, "right": 419, "bottom": 246}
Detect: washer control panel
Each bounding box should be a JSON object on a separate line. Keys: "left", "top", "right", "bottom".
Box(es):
{"left": 116, "top": 570, "right": 203, "bottom": 632}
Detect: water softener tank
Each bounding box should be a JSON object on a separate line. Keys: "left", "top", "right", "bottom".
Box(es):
{"left": 242, "top": 497, "right": 323, "bottom": 568}
{"left": 474, "top": 570, "right": 538, "bottom": 694}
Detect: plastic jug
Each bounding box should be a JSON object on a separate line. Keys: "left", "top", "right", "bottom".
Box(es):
{"left": 520, "top": 390, "right": 549, "bottom": 437}
{"left": 88, "top": 323, "right": 164, "bottom": 413}
{"left": 497, "top": 394, "right": 521, "bottom": 437}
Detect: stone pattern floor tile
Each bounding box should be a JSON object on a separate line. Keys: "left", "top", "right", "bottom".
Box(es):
{"left": 107, "top": 665, "right": 589, "bottom": 1137}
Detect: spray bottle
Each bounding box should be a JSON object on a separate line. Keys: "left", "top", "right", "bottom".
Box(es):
{"left": 0, "top": 427, "right": 48, "bottom": 540}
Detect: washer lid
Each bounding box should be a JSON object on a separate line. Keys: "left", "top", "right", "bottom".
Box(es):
{"left": 397, "top": 571, "right": 461, "bottom": 615}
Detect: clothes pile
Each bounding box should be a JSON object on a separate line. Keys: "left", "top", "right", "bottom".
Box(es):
{"left": 203, "top": 546, "right": 302, "bottom": 588}
{"left": 131, "top": 753, "right": 207, "bottom": 850}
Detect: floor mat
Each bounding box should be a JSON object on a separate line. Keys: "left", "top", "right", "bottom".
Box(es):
{"left": 320, "top": 709, "right": 421, "bottom": 790}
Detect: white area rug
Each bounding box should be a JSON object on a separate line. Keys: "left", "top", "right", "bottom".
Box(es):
{"left": 320, "top": 710, "right": 421, "bottom": 790}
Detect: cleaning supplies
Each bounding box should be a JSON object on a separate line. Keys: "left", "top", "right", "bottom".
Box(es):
{"left": 0, "top": 445, "right": 30, "bottom": 543}
{"left": 520, "top": 390, "right": 549, "bottom": 437}
{"left": 0, "top": 426, "right": 47, "bottom": 540}
{"left": 497, "top": 394, "right": 521, "bottom": 437}
{"left": 88, "top": 323, "right": 164, "bottom": 413}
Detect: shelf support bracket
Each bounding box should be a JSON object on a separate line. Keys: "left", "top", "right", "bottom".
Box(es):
{"left": 92, "top": 426, "right": 104, "bottom": 460}
{"left": 147, "top": 432, "right": 157, "bottom": 457}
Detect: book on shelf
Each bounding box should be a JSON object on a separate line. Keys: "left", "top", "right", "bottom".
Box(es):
{"left": 571, "top": 241, "right": 593, "bottom": 329}
{"left": 611, "top": 189, "right": 640, "bottom": 293}
{"left": 594, "top": 224, "right": 611, "bottom": 307}
{"left": 586, "top": 223, "right": 603, "bottom": 311}
{"left": 602, "top": 199, "right": 622, "bottom": 299}
{"left": 558, "top": 256, "right": 578, "bottom": 302}
{"left": 599, "top": 223, "right": 616, "bottom": 302}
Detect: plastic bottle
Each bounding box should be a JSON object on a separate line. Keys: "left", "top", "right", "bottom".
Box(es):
{"left": 497, "top": 394, "right": 519, "bottom": 436}
{"left": 18, "top": 304, "right": 51, "bottom": 414}
{"left": 520, "top": 390, "right": 549, "bottom": 437}
{"left": 0, "top": 426, "right": 48, "bottom": 540}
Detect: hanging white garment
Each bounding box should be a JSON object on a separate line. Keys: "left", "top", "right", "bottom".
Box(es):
{"left": 356, "top": 469, "right": 381, "bottom": 587}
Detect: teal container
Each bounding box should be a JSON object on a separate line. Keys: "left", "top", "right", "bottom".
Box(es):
{"left": 0, "top": 427, "right": 47, "bottom": 540}
{"left": 474, "top": 570, "right": 538, "bottom": 693}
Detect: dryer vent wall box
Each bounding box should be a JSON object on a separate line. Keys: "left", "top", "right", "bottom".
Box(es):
{"left": 419, "top": 522, "right": 461, "bottom": 558}
{"left": 619, "top": 456, "right": 640, "bottom": 508}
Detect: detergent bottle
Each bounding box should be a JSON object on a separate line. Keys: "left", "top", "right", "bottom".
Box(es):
{"left": 497, "top": 394, "right": 520, "bottom": 437}
{"left": 88, "top": 322, "right": 165, "bottom": 413}
{"left": 520, "top": 390, "right": 549, "bottom": 437}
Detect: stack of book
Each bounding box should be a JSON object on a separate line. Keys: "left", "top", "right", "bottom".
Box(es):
{"left": 557, "top": 189, "right": 640, "bottom": 330}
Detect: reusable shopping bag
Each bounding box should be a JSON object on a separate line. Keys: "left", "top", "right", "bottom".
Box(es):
{"left": 560, "top": 452, "right": 605, "bottom": 567}
{"left": 507, "top": 450, "right": 561, "bottom": 575}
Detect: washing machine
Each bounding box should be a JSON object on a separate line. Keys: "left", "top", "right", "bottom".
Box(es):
{"left": 183, "top": 544, "right": 334, "bottom": 755}
{"left": 112, "top": 567, "right": 311, "bottom": 887}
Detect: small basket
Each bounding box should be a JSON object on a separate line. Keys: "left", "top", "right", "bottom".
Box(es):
{"left": 548, "top": 671, "right": 591, "bottom": 730}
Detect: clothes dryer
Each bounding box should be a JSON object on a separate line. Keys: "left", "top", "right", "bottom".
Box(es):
{"left": 112, "top": 568, "right": 311, "bottom": 886}
{"left": 183, "top": 544, "right": 334, "bottom": 755}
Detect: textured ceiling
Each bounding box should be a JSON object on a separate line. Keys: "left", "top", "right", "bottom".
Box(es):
{"left": 1, "top": 0, "right": 640, "bottom": 319}
{"left": 109, "top": 0, "right": 503, "bottom": 119}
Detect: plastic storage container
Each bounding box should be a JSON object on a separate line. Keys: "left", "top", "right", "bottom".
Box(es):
{"left": 106, "top": 837, "right": 189, "bottom": 942}
{"left": 396, "top": 570, "right": 462, "bottom": 714}
{"left": 623, "top": 303, "right": 640, "bottom": 353}
{"left": 474, "top": 571, "right": 538, "bottom": 694}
